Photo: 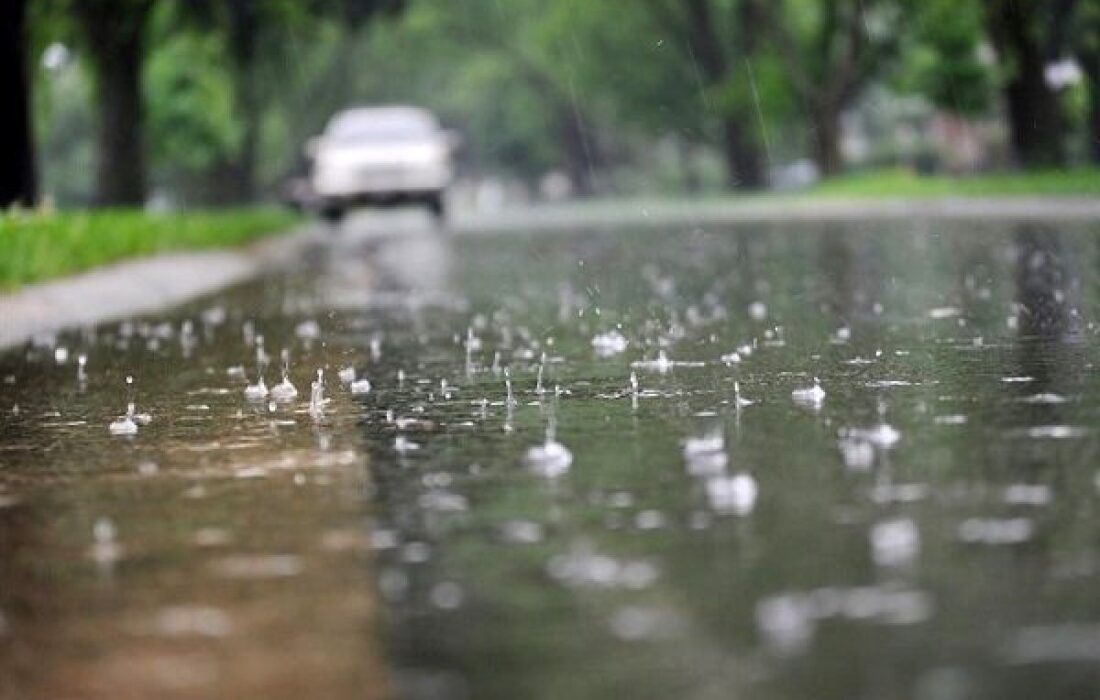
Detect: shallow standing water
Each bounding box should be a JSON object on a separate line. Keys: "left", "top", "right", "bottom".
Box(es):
{"left": 2, "top": 218, "right": 1100, "bottom": 699}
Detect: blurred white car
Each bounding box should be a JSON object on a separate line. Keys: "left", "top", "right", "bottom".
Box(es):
{"left": 308, "top": 106, "right": 455, "bottom": 222}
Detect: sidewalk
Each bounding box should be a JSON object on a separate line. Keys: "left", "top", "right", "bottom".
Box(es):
{"left": 0, "top": 226, "right": 319, "bottom": 350}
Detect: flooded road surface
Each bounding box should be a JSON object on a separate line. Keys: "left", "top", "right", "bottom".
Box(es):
{"left": 3, "top": 216, "right": 1100, "bottom": 699}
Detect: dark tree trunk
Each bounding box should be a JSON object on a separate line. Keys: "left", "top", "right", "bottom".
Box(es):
{"left": 558, "top": 104, "right": 596, "bottom": 197}
{"left": 722, "top": 117, "right": 766, "bottom": 188}
{"left": 1082, "top": 51, "right": 1100, "bottom": 163}
{"left": 983, "top": 1, "right": 1066, "bottom": 168}
{"left": 677, "top": 139, "right": 702, "bottom": 194}
{"left": 811, "top": 103, "right": 843, "bottom": 177}
{"left": 0, "top": 0, "right": 37, "bottom": 208}
{"left": 681, "top": 0, "right": 766, "bottom": 190}
{"left": 227, "top": 0, "right": 259, "bottom": 202}
{"left": 76, "top": 1, "right": 151, "bottom": 207}
{"left": 1091, "top": 72, "right": 1100, "bottom": 164}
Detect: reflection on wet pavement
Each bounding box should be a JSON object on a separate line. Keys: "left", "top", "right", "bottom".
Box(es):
{"left": 3, "top": 218, "right": 1100, "bottom": 699}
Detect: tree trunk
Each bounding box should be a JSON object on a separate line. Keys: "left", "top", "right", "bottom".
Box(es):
{"left": 811, "top": 103, "right": 843, "bottom": 177}
{"left": 77, "top": 1, "right": 151, "bottom": 207}
{"left": 0, "top": 0, "right": 37, "bottom": 208}
{"left": 558, "top": 104, "right": 596, "bottom": 197}
{"left": 677, "top": 139, "right": 702, "bottom": 194}
{"left": 681, "top": 0, "right": 766, "bottom": 190}
{"left": 1091, "top": 73, "right": 1100, "bottom": 164}
{"left": 227, "top": 0, "right": 259, "bottom": 202}
{"left": 983, "top": 1, "right": 1066, "bottom": 168}
{"left": 1082, "top": 51, "right": 1100, "bottom": 163}
{"left": 722, "top": 117, "right": 766, "bottom": 188}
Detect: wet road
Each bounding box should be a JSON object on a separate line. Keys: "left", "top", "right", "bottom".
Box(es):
{"left": 3, "top": 213, "right": 1100, "bottom": 699}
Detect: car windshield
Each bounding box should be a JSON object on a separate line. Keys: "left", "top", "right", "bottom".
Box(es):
{"left": 325, "top": 111, "right": 435, "bottom": 143}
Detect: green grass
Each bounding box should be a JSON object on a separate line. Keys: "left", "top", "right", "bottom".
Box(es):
{"left": 0, "top": 208, "right": 299, "bottom": 290}
{"left": 807, "top": 167, "right": 1100, "bottom": 198}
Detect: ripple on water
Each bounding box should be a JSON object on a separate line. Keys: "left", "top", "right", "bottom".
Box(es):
{"left": 547, "top": 543, "right": 659, "bottom": 590}
{"left": 705, "top": 473, "right": 758, "bottom": 516}
{"left": 525, "top": 439, "right": 572, "bottom": 477}
{"left": 870, "top": 518, "right": 920, "bottom": 567}
{"left": 1002, "top": 484, "right": 1053, "bottom": 506}
{"left": 1009, "top": 425, "right": 1088, "bottom": 439}
{"left": 957, "top": 517, "right": 1034, "bottom": 545}
{"left": 152, "top": 605, "right": 232, "bottom": 639}
{"left": 609, "top": 605, "right": 685, "bottom": 641}
{"left": 208, "top": 554, "right": 302, "bottom": 579}
{"left": 499, "top": 519, "right": 544, "bottom": 544}
{"left": 756, "top": 585, "right": 933, "bottom": 655}
{"left": 1002, "top": 623, "right": 1100, "bottom": 664}
{"left": 591, "top": 330, "right": 629, "bottom": 357}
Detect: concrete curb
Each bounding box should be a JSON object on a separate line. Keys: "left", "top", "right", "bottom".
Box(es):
{"left": 0, "top": 226, "right": 320, "bottom": 350}
{"left": 450, "top": 197, "right": 1100, "bottom": 234}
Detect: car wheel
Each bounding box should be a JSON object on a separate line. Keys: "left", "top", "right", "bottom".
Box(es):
{"left": 426, "top": 193, "right": 445, "bottom": 223}
{"left": 320, "top": 204, "right": 345, "bottom": 224}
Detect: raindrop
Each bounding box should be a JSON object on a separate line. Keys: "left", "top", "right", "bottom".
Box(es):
{"left": 243, "top": 376, "right": 268, "bottom": 401}
{"left": 89, "top": 517, "right": 123, "bottom": 563}
{"left": 504, "top": 368, "right": 517, "bottom": 407}
{"left": 870, "top": 518, "right": 920, "bottom": 567}
{"left": 269, "top": 349, "right": 298, "bottom": 403}
{"left": 430, "top": 582, "right": 465, "bottom": 610}
{"left": 592, "top": 329, "right": 629, "bottom": 357}
{"left": 957, "top": 517, "right": 1034, "bottom": 545}
{"left": 309, "top": 369, "right": 328, "bottom": 417}
{"left": 350, "top": 377, "right": 372, "bottom": 395}
{"left": 706, "top": 473, "right": 758, "bottom": 515}
{"left": 108, "top": 375, "right": 148, "bottom": 434}
{"left": 791, "top": 377, "right": 826, "bottom": 407}
{"left": 338, "top": 366, "right": 356, "bottom": 384}
{"left": 525, "top": 414, "right": 572, "bottom": 477}
{"left": 748, "top": 301, "right": 767, "bottom": 321}
{"left": 838, "top": 437, "right": 875, "bottom": 470}
{"left": 535, "top": 354, "right": 546, "bottom": 395}
{"left": 295, "top": 319, "right": 321, "bottom": 341}
{"left": 734, "top": 381, "right": 755, "bottom": 408}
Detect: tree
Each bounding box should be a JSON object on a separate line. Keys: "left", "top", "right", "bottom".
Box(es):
{"left": 980, "top": 0, "right": 1067, "bottom": 168}
{"left": 0, "top": 0, "right": 38, "bottom": 208}
{"left": 72, "top": 0, "right": 154, "bottom": 206}
{"left": 901, "top": 0, "right": 993, "bottom": 118}
{"left": 640, "top": 0, "right": 768, "bottom": 189}
{"left": 1068, "top": 0, "right": 1100, "bottom": 162}
{"left": 171, "top": 0, "right": 403, "bottom": 203}
{"left": 390, "top": 0, "right": 609, "bottom": 195}
{"left": 762, "top": 0, "right": 905, "bottom": 176}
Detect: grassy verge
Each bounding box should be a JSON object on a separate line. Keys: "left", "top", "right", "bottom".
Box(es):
{"left": 807, "top": 167, "right": 1100, "bottom": 198}
{"left": 0, "top": 207, "right": 299, "bottom": 290}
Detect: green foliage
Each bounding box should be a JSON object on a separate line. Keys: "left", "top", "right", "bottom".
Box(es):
{"left": 807, "top": 167, "right": 1100, "bottom": 197}
{"left": 0, "top": 208, "right": 298, "bottom": 289}
{"left": 900, "top": 0, "right": 992, "bottom": 115}
{"left": 145, "top": 31, "right": 243, "bottom": 172}
{"left": 27, "top": 0, "right": 1099, "bottom": 205}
